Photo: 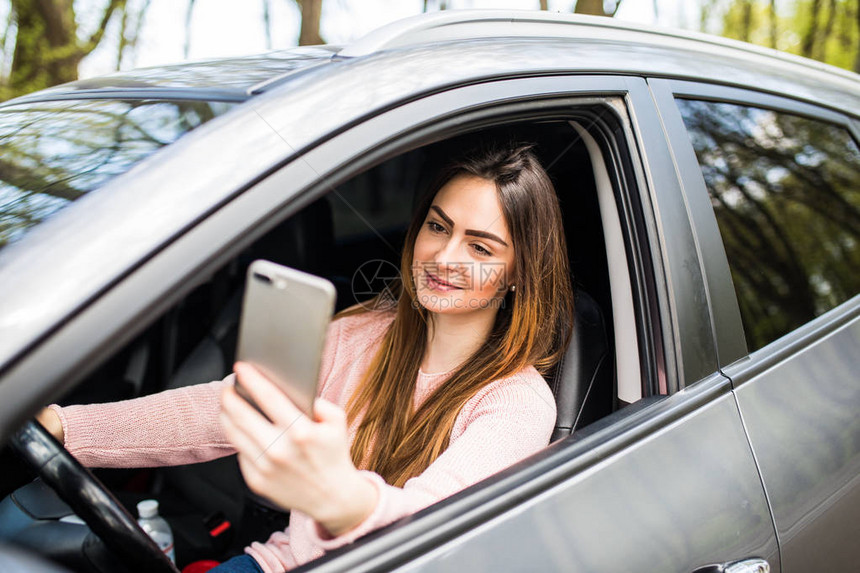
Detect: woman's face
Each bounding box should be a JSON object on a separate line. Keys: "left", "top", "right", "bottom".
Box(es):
{"left": 412, "top": 174, "right": 515, "bottom": 316}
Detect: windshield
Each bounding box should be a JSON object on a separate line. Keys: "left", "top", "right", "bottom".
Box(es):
{"left": 0, "top": 98, "right": 236, "bottom": 250}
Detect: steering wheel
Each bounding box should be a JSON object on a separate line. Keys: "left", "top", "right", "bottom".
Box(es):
{"left": 10, "top": 420, "right": 178, "bottom": 573}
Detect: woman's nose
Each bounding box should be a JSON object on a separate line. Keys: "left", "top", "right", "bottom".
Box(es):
{"left": 432, "top": 237, "right": 462, "bottom": 267}
{"left": 431, "top": 242, "right": 469, "bottom": 283}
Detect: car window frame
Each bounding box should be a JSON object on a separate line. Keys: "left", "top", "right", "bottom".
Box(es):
{"left": 0, "top": 74, "right": 672, "bottom": 435}
{"left": 650, "top": 77, "right": 860, "bottom": 383}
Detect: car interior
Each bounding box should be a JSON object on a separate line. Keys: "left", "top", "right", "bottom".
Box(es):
{"left": 1, "top": 108, "right": 649, "bottom": 571}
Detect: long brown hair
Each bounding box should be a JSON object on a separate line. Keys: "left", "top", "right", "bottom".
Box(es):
{"left": 341, "top": 142, "right": 574, "bottom": 487}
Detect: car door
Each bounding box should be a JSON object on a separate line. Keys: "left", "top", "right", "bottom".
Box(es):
{"left": 654, "top": 79, "right": 860, "bottom": 573}
{"left": 0, "top": 73, "right": 778, "bottom": 572}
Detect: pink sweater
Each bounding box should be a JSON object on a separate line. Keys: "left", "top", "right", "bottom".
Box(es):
{"left": 52, "top": 309, "right": 556, "bottom": 572}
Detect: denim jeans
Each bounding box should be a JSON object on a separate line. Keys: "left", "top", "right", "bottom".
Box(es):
{"left": 207, "top": 554, "right": 264, "bottom": 572}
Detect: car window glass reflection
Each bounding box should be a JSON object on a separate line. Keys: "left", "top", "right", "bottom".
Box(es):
{"left": 677, "top": 99, "right": 860, "bottom": 351}
{"left": 0, "top": 99, "right": 235, "bottom": 250}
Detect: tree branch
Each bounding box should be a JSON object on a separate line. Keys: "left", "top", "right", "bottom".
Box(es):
{"left": 82, "top": 0, "right": 127, "bottom": 56}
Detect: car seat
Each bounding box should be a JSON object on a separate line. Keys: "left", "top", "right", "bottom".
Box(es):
{"left": 547, "top": 288, "right": 613, "bottom": 442}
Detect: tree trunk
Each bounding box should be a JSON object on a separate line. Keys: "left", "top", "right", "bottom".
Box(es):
{"left": 8, "top": 0, "right": 79, "bottom": 97}
{"left": 740, "top": 0, "right": 754, "bottom": 42}
{"left": 816, "top": 0, "right": 838, "bottom": 61}
{"left": 769, "top": 0, "right": 778, "bottom": 49}
{"left": 4, "top": 0, "right": 126, "bottom": 101}
{"left": 574, "top": 0, "right": 607, "bottom": 16}
{"left": 855, "top": 0, "right": 860, "bottom": 73}
{"left": 801, "top": 0, "right": 823, "bottom": 58}
{"left": 575, "top": 0, "right": 623, "bottom": 17}
{"left": 263, "top": 0, "right": 273, "bottom": 51}
{"left": 298, "top": 0, "right": 324, "bottom": 46}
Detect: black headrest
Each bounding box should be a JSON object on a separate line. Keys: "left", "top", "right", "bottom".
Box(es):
{"left": 548, "top": 288, "right": 612, "bottom": 442}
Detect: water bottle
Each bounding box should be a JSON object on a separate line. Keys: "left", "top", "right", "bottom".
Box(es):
{"left": 137, "top": 499, "right": 176, "bottom": 564}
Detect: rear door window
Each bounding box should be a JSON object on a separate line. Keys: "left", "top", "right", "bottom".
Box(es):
{"left": 676, "top": 99, "right": 860, "bottom": 351}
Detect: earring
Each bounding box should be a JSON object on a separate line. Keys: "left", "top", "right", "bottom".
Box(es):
{"left": 510, "top": 285, "right": 516, "bottom": 292}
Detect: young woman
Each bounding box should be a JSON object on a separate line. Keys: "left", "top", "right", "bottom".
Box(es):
{"left": 37, "top": 142, "right": 575, "bottom": 573}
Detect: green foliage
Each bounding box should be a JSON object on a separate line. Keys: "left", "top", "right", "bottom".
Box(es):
{"left": 1, "top": 0, "right": 128, "bottom": 102}
{"left": 707, "top": 0, "right": 860, "bottom": 72}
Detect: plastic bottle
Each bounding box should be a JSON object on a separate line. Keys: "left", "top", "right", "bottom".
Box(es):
{"left": 137, "top": 499, "right": 176, "bottom": 564}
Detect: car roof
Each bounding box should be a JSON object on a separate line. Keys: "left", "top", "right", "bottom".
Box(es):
{"left": 1, "top": 10, "right": 858, "bottom": 373}
{"left": 1, "top": 45, "right": 340, "bottom": 105}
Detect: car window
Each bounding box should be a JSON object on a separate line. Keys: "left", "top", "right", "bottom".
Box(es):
{"left": 676, "top": 99, "right": 860, "bottom": 351}
{"left": 0, "top": 98, "right": 235, "bottom": 250}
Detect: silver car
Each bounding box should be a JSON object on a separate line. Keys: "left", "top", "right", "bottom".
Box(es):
{"left": 0, "top": 10, "right": 858, "bottom": 573}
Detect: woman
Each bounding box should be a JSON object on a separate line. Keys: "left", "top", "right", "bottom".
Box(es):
{"left": 37, "top": 142, "right": 575, "bottom": 572}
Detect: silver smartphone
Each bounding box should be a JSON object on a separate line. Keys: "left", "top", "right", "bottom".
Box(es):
{"left": 235, "top": 260, "right": 336, "bottom": 419}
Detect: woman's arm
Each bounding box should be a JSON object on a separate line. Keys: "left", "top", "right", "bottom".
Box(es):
{"left": 45, "top": 377, "right": 236, "bottom": 468}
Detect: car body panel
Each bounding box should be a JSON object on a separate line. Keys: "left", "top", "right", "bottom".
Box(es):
{"left": 729, "top": 309, "right": 860, "bottom": 572}
{"left": 303, "top": 378, "right": 778, "bottom": 573}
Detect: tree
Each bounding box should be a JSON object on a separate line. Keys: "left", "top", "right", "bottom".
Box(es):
{"left": 574, "top": 0, "right": 623, "bottom": 17}
{"left": 297, "top": 0, "right": 323, "bottom": 45}
{"left": 710, "top": 0, "right": 860, "bottom": 73}
{"left": 0, "top": 0, "right": 147, "bottom": 101}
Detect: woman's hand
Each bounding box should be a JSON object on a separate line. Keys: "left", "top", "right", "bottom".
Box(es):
{"left": 220, "top": 362, "right": 378, "bottom": 537}
{"left": 36, "top": 407, "right": 64, "bottom": 445}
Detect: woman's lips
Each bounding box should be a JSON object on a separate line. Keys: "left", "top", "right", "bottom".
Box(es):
{"left": 425, "top": 271, "right": 463, "bottom": 292}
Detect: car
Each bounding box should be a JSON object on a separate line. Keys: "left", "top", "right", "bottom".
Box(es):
{"left": 0, "top": 9, "right": 858, "bottom": 573}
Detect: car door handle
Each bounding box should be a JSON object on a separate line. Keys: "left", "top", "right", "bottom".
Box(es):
{"left": 692, "top": 557, "right": 770, "bottom": 573}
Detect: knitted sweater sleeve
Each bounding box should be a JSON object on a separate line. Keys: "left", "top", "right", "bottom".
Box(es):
{"left": 49, "top": 377, "right": 235, "bottom": 468}
{"left": 51, "top": 318, "right": 345, "bottom": 469}
{"left": 303, "top": 372, "right": 556, "bottom": 551}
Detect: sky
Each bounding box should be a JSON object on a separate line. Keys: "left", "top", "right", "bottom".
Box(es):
{"left": 1, "top": 0, "right": 704, "bottom": 80}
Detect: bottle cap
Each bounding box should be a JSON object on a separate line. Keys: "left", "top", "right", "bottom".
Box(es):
{"left": 137, "top": 499, "right": 159, "bottom": 519}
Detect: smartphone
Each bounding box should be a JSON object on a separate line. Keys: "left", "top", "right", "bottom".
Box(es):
{"left": 235, "top": 260, "right": 336, "bottom": 419}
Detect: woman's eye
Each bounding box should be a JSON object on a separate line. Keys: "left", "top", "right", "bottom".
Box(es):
{"left": 472, "top": 243, "right": 492, "bottom": 257}
{"left": 427, "top": 221, "right": 446, "bottom": 233}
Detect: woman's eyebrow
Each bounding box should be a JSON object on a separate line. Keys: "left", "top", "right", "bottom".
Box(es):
{"left": 466, "top": 229, "right": 508, "bottom": 247}
{"left": 430, "top": 205, "right": 509, "bottom": 247}
{"left": 430, "top": 205, "right": 454, "bottom": 227}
